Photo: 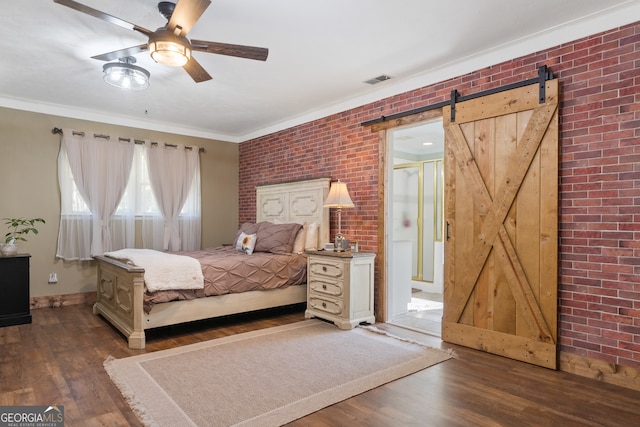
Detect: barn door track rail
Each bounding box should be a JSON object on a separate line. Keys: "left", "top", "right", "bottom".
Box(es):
{"left": 361, "top": 65, "right": 554, "bottom": 126}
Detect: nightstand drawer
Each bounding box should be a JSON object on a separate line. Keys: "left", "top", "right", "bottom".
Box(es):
{"left": 309, "top": 258, "right": 344, "bottom": 280}
{"left": 309, "top": 279, "right": 343, "bottom": 297}
{"left": 308, "top": 296, "right": 343, "bottom": 315}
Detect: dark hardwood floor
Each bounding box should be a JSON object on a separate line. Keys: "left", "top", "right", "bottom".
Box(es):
{"left": 1, "top": 304, "right": 639, "bottom": 426}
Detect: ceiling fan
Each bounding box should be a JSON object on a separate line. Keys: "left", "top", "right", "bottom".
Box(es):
{"left": 53, "top": 0, "right": 269, "bottom": 83}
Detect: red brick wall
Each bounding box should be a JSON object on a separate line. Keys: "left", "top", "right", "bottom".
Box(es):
{"left": 240, "top": 22, "right": 640, "bottom": 369}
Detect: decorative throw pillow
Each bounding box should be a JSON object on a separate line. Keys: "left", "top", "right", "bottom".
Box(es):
{"left": 234, "top": 222, "right": 262, "bottom": 249}
{"left": 237, "top": 232, "right": 257, "bottom": 255}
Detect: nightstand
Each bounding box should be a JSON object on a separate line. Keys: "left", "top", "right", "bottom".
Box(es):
{"left": 305, "top": 250, "right": 375, "bottom": 329}
{"left": 0, "top": 254, "right": 32, "bottom": 327}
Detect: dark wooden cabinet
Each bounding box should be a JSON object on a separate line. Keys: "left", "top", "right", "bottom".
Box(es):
{"left": 0, "top": 254, "right": 31, "bottom": 327}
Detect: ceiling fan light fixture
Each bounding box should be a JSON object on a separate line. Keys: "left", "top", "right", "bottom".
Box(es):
{"left": 149, "top": 30, "right": 192, "bottom": 67}
{"left": 54, "top": 0, "right": 267, "bottom": 84}
{"left": 103, "top": 58, "right": 150, "bottom": 91}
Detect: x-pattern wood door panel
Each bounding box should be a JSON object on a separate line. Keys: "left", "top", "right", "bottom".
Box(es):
{"left": 442, "top": 80, "right": 559, "bottom": 369}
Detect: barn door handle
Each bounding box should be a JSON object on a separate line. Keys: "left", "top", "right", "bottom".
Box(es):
{"left": 446, "top": 221, "right": 450, "bottom": 241}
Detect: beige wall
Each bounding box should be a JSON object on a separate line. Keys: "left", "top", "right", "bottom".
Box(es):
{"left": 0, "top": 107, "right": 238, "bottom": 297}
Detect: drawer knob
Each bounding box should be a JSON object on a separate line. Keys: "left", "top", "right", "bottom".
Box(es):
{"left": 322, "top": 284, "right": 327, "bottom": 290}
{"left": 322, "top": 266, "right": 327, "bottom": 272}
{"left": 322, "top": 302, "right": 327, "bottom": 308}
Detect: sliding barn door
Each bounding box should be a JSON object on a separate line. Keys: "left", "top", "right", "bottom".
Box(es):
{"left": 442, "top": 80, "right": 559, "bottom": 369}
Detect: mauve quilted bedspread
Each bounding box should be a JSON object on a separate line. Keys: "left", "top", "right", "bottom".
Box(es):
{"left": 143, "top": 246, "right": 307, "bottom": 313}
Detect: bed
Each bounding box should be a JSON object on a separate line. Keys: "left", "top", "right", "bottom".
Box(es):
{"left": 92, "top": 178, "right": 330, "bottom": 349}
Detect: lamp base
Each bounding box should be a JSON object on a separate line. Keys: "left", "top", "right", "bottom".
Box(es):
{"left": 334, "top": 234, "right": 350, "bottom": 252}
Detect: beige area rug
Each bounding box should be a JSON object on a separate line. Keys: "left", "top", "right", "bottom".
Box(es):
{"left": 104, "top": 320, "right": 452, "bottom": 427}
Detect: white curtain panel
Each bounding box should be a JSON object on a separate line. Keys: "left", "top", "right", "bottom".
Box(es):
{"left": 56, "top": 129, "right": 135, "bottom": 260}
{"left": 144, "top": 142, "right": 201, "bottom": 251}
{"left": 55, "top": 156, "right": 92, "bottom": 260}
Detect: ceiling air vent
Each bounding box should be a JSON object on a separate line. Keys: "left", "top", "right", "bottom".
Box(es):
{"left": 364, "top": 74, "right": 392, "bottom": 85}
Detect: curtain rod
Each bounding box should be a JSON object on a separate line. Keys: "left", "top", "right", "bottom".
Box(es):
{"left": 51, "top": 127, "right": 205, "bottom": 152}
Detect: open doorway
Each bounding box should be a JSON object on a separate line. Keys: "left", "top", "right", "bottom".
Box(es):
{"left": 386, "top": 119, "right": 444, "bottom": 336}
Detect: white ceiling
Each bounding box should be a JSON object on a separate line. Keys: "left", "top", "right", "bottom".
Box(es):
{"left": 392, "top": 120, "right": 445, "bottom": 161}
{"left": 1, "top": 0, "right": 638, "bottom": 143}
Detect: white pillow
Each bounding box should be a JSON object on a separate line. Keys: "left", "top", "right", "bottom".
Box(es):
{"left": 292, "top": 225, "right": 307, "bottom": 254}
{"left": 237, "top": 232, "right": 257, "bottom": 255}
{"left": 305, "top": 221, "right": 319, "bottom": 250}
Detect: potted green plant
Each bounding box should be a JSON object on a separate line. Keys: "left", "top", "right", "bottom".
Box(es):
{"left": 2, "top": 217, "right": 45, "bottom": 256}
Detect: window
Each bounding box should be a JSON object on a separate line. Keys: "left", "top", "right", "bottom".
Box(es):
{"left": 57, "top": 134, "right": 201, "bottom": 260}
{"left": 114, "top": 145, "right": 199, "bottom": 217}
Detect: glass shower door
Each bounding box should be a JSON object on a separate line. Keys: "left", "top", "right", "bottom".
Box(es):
{"left": 393, "top": 160, "right": 443, "bottom": 283}
{"left": 393, "top": 166, "right": 420, "bottom": 278}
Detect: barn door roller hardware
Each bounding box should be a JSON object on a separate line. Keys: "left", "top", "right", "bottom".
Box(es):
{"left": 449, "top": 89, "right": 459, "bottom": 123}
{"left": 361, "top": 65, "right": 554, "bottom": 126}
{"left": 537, "top": 64, "right": 553, "bottom": 103}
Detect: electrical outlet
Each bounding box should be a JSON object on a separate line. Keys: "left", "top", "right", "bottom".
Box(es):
{"left": 48, "top": 273, "right": 58, "bottom": 284}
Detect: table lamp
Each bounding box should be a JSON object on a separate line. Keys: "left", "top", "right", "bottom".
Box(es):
{"left": 323, "top": 180, "right": 354, "bottom": 251}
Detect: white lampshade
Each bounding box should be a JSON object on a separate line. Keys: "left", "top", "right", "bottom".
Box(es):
{"left": 324, "top": 180, "right": 354, "bottom": 208}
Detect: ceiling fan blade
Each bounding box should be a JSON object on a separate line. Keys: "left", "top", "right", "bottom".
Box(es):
{"left": 183, "top": 57, "right": 212, "bottom": 83}
{"left": 168, "top": 0, "right": 211, "bottom": 36}
{"left": 91, "top": 44, "right": 149, "bottom": 61}
{"left": 191, "top": 40, "right": 269, "bottom": 61}
{"left": 53, "top": 0, "right": 153, "bottom": 36}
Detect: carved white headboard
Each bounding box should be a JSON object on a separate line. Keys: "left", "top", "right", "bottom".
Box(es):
{"left": 256, "top": 178, "right": 330, "bottom": 248}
